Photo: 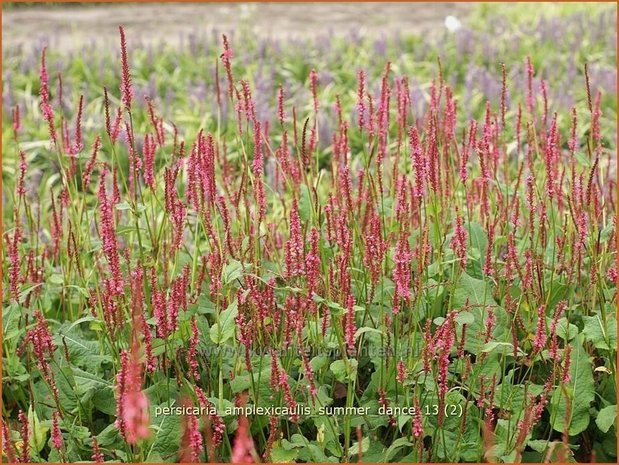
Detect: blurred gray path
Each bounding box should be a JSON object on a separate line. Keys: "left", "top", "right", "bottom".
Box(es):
{"left": 3, "top": 2, "right": 471, "bottom": 53}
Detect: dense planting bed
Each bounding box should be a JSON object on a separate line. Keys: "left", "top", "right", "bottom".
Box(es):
{"left": 2, "top": 4, "right": 617, "bottom": 463}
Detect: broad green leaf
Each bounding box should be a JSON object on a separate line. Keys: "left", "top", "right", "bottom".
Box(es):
{"left": 481, "top": 341, "right": 525, "bottom": 356}
{"left": 222, "top": 259, "right": 244, "bottom": 286}
{"left": 147, "top": 403, "right": 182, "bottom": 461}
{"left": 48, "top": 273, "right": 64, "bottom": 285}
{"left": 65, "top": 315, "right": 97, "bottom": 332}
{"left": 270, "top": 445, "right": 299, "bottom": 462}
{"left": 310, "top": 355, "right": 329, "bottom": 371}
{"left": 582, "top": 314, "right": 616, "bottom": 351}
{"left": 459, "top": 306, "right": 510, "bottom": 355}
{"left": 2, "top": 303, "right": 21, "bottom": 341}
{"left": 549, "top": 335, "right": 594, "bottom": 435}
{"left": 55, "top": 330, "right": 112, "bottom": 370}
{"left": 455, "top": 310, "right": 475, "bottom": 325}
{"left": 53, "top": 366, "right": 79, "bottom": 413}
{"left": 384, "top": 437, "right": 413, "bottom": 462}
{"left": 19, "top": 283, "right": 44, "bottom": 304}
{"left": 330, "top": 359, "right": 358, "bottom": 383}
{"left": 596, "top": 405, "right": 617, "bottom": 433}
{"left": 209, "top": 299, "right": 238, "bottom": 344}
{"left": 547, "top": 316, "right": 579, "bottom": 341}
{"left": 354, "top": 326, "right": 382, "bottom": 339}
{"left": 527, "top": 439, "right": 549, "bottom": 453}
{"left": 71, "top": 367, "right": 112, "bottom": 390}
{"left": 92, "top": 386, "right": 117, "bottom": 415}
{"left": 115, "top": 201, "right": 132, "bottom": 210}
{"left": 298, "top": 184, "right": 313, "bottom": 222}
{"left": 348, "top": 437, "right": 370, "bottom": 457}
{"left": 444, "top": 221, "right": 488, "bottom": 262}
{"left": 451, "top": 272, "right": 511, "bottom": 354}
{"left": 362, "top": 441, "right": 387, "bottom": 462}
{"left": 397, "top": 414, "right": 412, "bottom": 432}
{"left": 466, "top": 221, "right": 488, "bottom": 257}
{"left": 574, "top": 151, "right": 591, "bottom": 168}
{"left": 452, "top": 272, "right": 497, "bottom": 308}
{"left": 28, "top": 406, "right": 49, "bottom": 454}
{"left": 424, "top": 391, "right": 480, "bottom": 461}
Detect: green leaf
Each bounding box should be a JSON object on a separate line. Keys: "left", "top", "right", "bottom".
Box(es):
{"left": 444, "top": 221, "right": 488, "bottom": 263}
{"left": 55, "top": 330, "right": 112, "bottom": 370}
{"left": 354, "top": 327, "right": 382, "bottom": 339}
{"left": 48, "top": 273, "right": 64, "bottom": 285}
{"left": 2, "top": 303, "right": 21, "bottom": 341}
{"left": 397, "top": 414, "right": 412, "bottom": 432}
{"left": 96, "top": 424, "right": 121, "bottom": 447}
{"left": 574, "top": 151, "right": 591, "bottom": 168}
{"left": 147, "top": 403, "right": 182, "bottom": 461}
{"left": 495, "top": 381, "right": 543, "bottom": 413}
{"left": 52, "top": 367, "right": 79, "bottom": 413}
{"left": 222, "top": 260, "right": 244, "bottom": 286}
{"left": 19, "top": 283, "right": 44, "bottom": 304}
{"left": 348, "top": 437, "right": 370, "bottom": 457}
{"left": 65, "top": 315, "right": 96, "bottom": 333}
{"left": 310, "top": 355, "right": 329, "bottom": 371}
{"left": 526, "top": 439, "right": 549, "bottom": 453}
{"left": 114, "top": 201, "right": 147, "bottom": 213}
{"left": 466, "top": 221, "right": 488, "bottom": 257}
{"left": 384, "top": 437, "right": 413, "bottom": 462}
{"left": 455, "top": 310, "right": 475, "bottom": 325}
{"left": 452, "top": 272, "right": 497, "bottom": 308}
{"left": 71, "top": 367, "right": 112, "bottom": 389}
{"left": 457, "top": 304, "right": 510, "bottom": 355}
{"left": 547, "top": 317, "right": 579, "bottom": 341}
{"left": 28, "top": 405, "right": 49, "bottom": 454}
{"left": 481, "top": 341, "right": 524, "bottom": 356}
{"left": 549, "top": 335, "right": 594, "bottom": 435}
{"left": 582, "top": 314, "right": 616, "bottom": 351}
{"left": 115, "top": 201, "right": 132, "bottom": 210}
{"left": 600, "top": 222, "right": 614, "bottom": 243}
{"left": 193, "top": 294, "right": 216, "bottom": 315}
{"left": 92, "top": 386, "right": 117, "bottom": 415}
{"left": 270, "top": 445, "right": 299, "bottom": 462}
{"left": 209, "top": 299, "right": 238, "bottom": 344}
{"left": 298, "top": 184, "right": 312, "bottom": 222}
{"left": 596, "top": 405, "right": 617, "bottom": 433}
{"left": 330, "top": 359, "right": 358, "bottom": 383}
{"left": 362, "top": 441, "right": 386, "bottom": 462}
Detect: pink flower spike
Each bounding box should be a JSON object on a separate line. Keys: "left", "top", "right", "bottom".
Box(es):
{"left": 221, "top": 34, "right": 235, "bottom": 100}
{"left": 533, "top": 305, "right": 547, "bottom": 353}
{"left": 51, "top": 412, "right": 63, "bottom": 450}
{"left": 92, "top": 437, "right": 104, "bottom": 463}
{"left": 18, "top": 410, "right": 30, "bottom": 462}
{"left": 277, "top": 85, "right": 285, "bottom": 125}
{"left": 231, "top": 416, "right": 257, "bottom": 463}
{"left": 409, "top": 125, "right": 426, "bottom": 198}
{"left": 119, "top": 26, "right": 133, "bottom": 110}
{"left": 392, "top": 233, "right": 413, "bottom": 314}
{"left": 180, "top": 405, "right": 203, "bottom": 463}
{"left": 285, "top": 199, "right": 304, "bottom": 278}
{"left": 344, "top": 293, "right": 357, "bottom": 355}
{"left": 143, "top": 133, "right": 156, "bottom": 189}
{"left": 396, "top": 359, "right": 406, "bottom": 384}
{"left": 82, "top": 135, "right": 101, "bottom": 189}
{"left": 309, "top": 69, "right": 319, "bottom": 112}
{"left": 450, "top": 208, "right": 468, "bottom": 269}
{"left": 357, "top": 70, "right": 366, "bottom": 130}
{"left": 39, "top": 47, "right": 57, "bottom": 145}
{"left": 115, "top": 349, "right": 150, "bottom": 444}
{"left": 413, "top": 399, "right": 424, "bottom": 438}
